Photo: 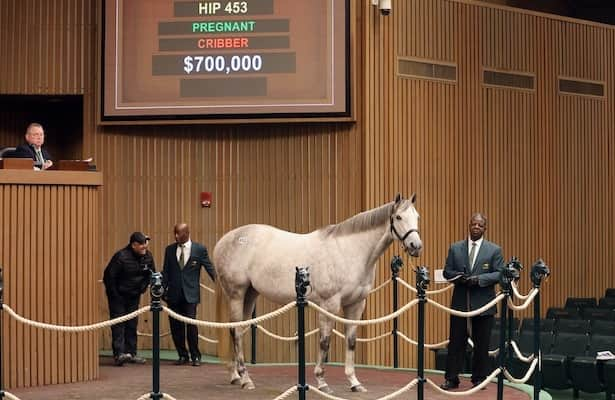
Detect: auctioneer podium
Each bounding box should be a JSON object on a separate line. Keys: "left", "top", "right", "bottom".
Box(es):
{"left": 0, "top": 163, "right": 103, "bottom": 389}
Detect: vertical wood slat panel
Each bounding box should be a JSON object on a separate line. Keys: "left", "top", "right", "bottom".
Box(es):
{"left": 0, "top": 181, "right": 100, "bottom": 388}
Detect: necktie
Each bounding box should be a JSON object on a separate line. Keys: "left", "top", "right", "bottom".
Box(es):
{"left": 35, "top": 148, "right": 45, "bottom": 166}
{"left": 469, "top": 242, "right": 477, "bottom": 269}
{"left": 179, "top": 244, "right": 185, "bottom": 269}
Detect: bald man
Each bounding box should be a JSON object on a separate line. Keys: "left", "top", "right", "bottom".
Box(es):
{"left": 162, "top": 223, "right": 216, "bottom": 366}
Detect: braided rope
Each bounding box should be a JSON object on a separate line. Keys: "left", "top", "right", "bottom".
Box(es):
{"left": 507, "top": 289, "right": 539, "bottom": 311}
{"left": 426, "top": 294, "right": 505, "bottom": 317}
{"left": 511, "top": 281, "right": 532, "bottom": 300}
{"left": 331, "top": 328, "right": 391, "bottom": 343}
{"left": 396, "top": 331, "right": 449, "bottom": 349}
{"left": 198, "top": 334, "right": 219, "bottom": 344}
{"left": 199, "top": 283, "right": 215, "bottom": 294}
{"left": 256, "top": 325, "right": 320, "bottom": 341}
{"left": 396, "top": 277, "right": 453, "bottom": 295}
{"left": 426, "top": 367, "right": 500, "bottom": 396}
{"left": 368, "top": 279, "right": 391, "bottom": 294}
{"left": 311, "top": 378, "right": 418, "bottom": 400}
{"left": 2, "top": 392, "right": 20, "bottom": 400}
{"left": 503, "top": 359, "right": 538, "bottom": 384}
{"left": 307, "top": 299, "right": 419, "bottom": 326}
{"left": 138, "top": 330, "right": 171, "bottom": 338}
{"left": 3, "top": 304, "right": 149, "bottom": 332}
{"left": 163, "top": 302, "right": 295, "bottom": 328}
{"left": 136, "top": 393, "right": 177, "bottom": 400}
{"left": 272, "top": 386, "right": 298, "bottom": 400}
{"left": 510, "top": 340, "right": 535, "bottom": 363}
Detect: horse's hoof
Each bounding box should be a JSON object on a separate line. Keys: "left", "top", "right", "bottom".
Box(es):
{"left": 242, "top": 381, "right": 256, "bottom": 390}
{"left": 351, "top": 384, "right": 367, "bottom": 392}
{"left": 230, "top": 378, "right": 241, "bottom": 385}
{"left": 318, "top": 384, "right": 333, "bottom": 394}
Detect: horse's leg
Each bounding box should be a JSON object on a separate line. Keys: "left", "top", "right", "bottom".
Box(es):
{"left": 343, "top": 300, "right": 367, "bottom": 392}
{"left": 228, "top": 297, "right": 244, "bottom": 385}
{"left": 236, "top": 287, "right": 258, "bottom": 390}
{"left": 314, "top": 314, "right": 334, "bottom": 394}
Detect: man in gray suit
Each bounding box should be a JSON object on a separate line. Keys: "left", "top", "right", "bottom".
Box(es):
{"left": 162, "top": 223, "right": 216, "bottom": 366}
{"left": 440, "top": 213, "right": 504, "bottom": 390}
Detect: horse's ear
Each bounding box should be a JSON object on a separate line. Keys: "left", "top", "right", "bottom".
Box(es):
{"left": 394, "top": 193, "right": 402, "bottom": 204}
{"left": 410, "top": 193, "right": 417, "bottom": 204}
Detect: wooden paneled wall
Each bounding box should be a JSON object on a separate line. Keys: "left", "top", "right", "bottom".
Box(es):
{"left": 0, "top": 173, "right": 101, "bottom": 388}
{"left": 1, "top": 0, "right": 615, "bottom": 386}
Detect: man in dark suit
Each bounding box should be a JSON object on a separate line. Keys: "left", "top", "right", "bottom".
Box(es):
{"left": 163, "top": 223, "right": 216, "bottom": 366}
{"left": 14, "top": 123, "right": 53, "bottom": 170}
{"left": 440, "top": 213, "right": 504, "bottom": 390}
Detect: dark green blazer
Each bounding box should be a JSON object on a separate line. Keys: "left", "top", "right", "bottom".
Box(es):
{"left": 443, "top": 239, "right": 504, "bottom": 316}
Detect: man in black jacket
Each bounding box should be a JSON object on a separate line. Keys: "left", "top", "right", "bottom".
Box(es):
{"left": 440, "top": 213, "right": 504, "bottom": 390}
{"left": 163, "top": 223, "right": 216, "bottom": 366}
{"left": 103, "top": 232, "right": 155, "bottom": 366}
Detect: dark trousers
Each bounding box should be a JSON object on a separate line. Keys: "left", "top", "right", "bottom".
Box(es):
{"left": 169, "top": 299, "right": 200, "bottom": 361}
{"left": 444, "top": 314, "right": 493, "bottom": 384}
{"left": 107, "top": 294, "right": 141, "bottom": 357}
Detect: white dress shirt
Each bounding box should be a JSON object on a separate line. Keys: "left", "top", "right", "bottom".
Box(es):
{"left": 467, "top": 237, "right": 483, "bottom": 269}
{"left": 177, "top": 239, "right": 192, "bottom": 265}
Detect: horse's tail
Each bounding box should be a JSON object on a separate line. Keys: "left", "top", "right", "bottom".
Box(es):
{"left": 215, "top": 274, "right": 233, "bottom": 363}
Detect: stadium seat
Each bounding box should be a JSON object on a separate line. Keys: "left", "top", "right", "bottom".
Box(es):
{"left": 565, "top": 297, "right": 598, "bottom": 310}
{"left": 599, "top": 296, "right": 615, "bottom": 309}
{"left": 542, "top": 332, "right": 589, "bottom": 390}
{"left": 604, "top": 360, "right": 615, "bottom": 400}
{"left": 507, "top": 330, "right": 554, "bottom": 386}
{"left": 557, "top": 319, "right": 590, "bottom": 335}
{"left": 583, "top": 307, "right": 615, "bottom": 321}
{"left": 547, "top": 307, "right": 581, "bottom": 320}
{"left": 570, "top": 335, "right": 615, "bottom": 398}
{"left": 604, "top": 288, "right": 615, "bottom": 298}
{"left": 591, "top": 320, "right": 615, "bottom": 336}
{"left": 521, "top": 317, "right": 555, "bottom": 334}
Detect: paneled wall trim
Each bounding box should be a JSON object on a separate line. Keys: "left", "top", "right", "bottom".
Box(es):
{"left": 1, "top": 0, "right": 614, "bottom": 386}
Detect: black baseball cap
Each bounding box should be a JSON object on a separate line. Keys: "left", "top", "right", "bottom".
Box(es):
{"left": 129, "top": 231, "right": 150, "bottom": 244}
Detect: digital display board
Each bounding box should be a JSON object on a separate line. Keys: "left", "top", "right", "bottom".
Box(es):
{"left": 102, "top": 0, "right": 350, "bottom": 122}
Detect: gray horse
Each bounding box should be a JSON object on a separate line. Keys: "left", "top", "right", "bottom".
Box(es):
{"left": 214, "top": 194, "right": 422, "bottom": 392}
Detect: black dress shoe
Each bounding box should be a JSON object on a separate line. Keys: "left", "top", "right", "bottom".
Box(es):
{"left": 440, "top": 380, "right": 460, "bottom": 390}
{"left": 174, "top": 357, "right": 189, "bottom": 365}
{"left": 192, "top": 358, "right": 201, "bottom": 367}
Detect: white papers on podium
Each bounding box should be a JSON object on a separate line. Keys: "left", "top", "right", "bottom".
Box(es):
{"left": 596, "top": 351, "right": 615, "bottom": 360}
{"left": 434, "top": 269, "right": 465, "bottom": 284}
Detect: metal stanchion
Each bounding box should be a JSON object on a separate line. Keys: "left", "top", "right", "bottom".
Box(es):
{"left": 415, "top": 266, "right": 429, "bottom": 400}
{"left": 507, "top": 257, "right": 523, "bottom": 369}
{"left": 251, "top": 308, "right": 257, "bottom": 364}
{"left": 0, "top": 266, "right": 4, "bottom": 399}
{"left": 150, "top": 272, "right": 165, "bottom": 400}
{"left": 531, "top": 259, "right": 550, "bottom": 400}
{"left": 295, "top": 266, "right": 310, "bottom": 400}
{"left": 391, "top": 255, "right": 403, "bottom": 368}
{"left": 497, "top": 260, "right": 515, "bottom": 400}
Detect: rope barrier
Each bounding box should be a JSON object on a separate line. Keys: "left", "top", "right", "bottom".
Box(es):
{"left": 331, "top": 328, "right": 391, "bottom": 343}
{"left": 198, "top": 334, "right": 219, "bottom": 344}
{"left": 511, "top": 281, "right": 532, "bottom": 300}
{"left": 311, "top": 378, "right": 418, "bottom": 400}
{"left": 510, "top": 340, "right": 535, "bottom": 363}
{"left": 397, "top": 331, "right": 449, "bottom": 349}
{"left": 163, "top": 302, "right": 295, "bottom": 329}
{"left": 199, "top": 283, "right": 215, "bottom": 294}
{"left": 2, "top": 304, "right": 149, "bottom": 332}
{"left": 426, "top": 294, "right": 505, "bottom": 317}
{"left": 503, "top": 359, "right": 539, "bottom": 384}
{"left": 396, "top": 277, "right": 453, "bottom": 295}
{"left": 307, "top": 299, "right": 419, "bottom": 326}
{"left": 425, "top": 367, "right": 501, "bottom": 396}
{"left": 507, "top": 289, "right": 539, "bottom": 311}
{"left": 255, "top": 325, "right": 320, "bottom": 342}
{"left": 2, "top": 392, "right": 20, "bottom": 400}
{"left": 272, "top": 385, "right": 298, "bottom": 400}
{"left": 368, "top": 279, "right": 391, "bottom": 294}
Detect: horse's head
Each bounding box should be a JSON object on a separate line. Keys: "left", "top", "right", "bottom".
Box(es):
{"left": 390, "top": 193, "right": 423, "bottom": 257}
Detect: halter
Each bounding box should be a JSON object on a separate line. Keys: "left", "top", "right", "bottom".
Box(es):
{"left": 390, "top": 216, "right": 419, "bottom": 244}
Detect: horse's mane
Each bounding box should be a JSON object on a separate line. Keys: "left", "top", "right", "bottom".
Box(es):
{"left": 320, "top": 201, "right": 403, "bottom": 237}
